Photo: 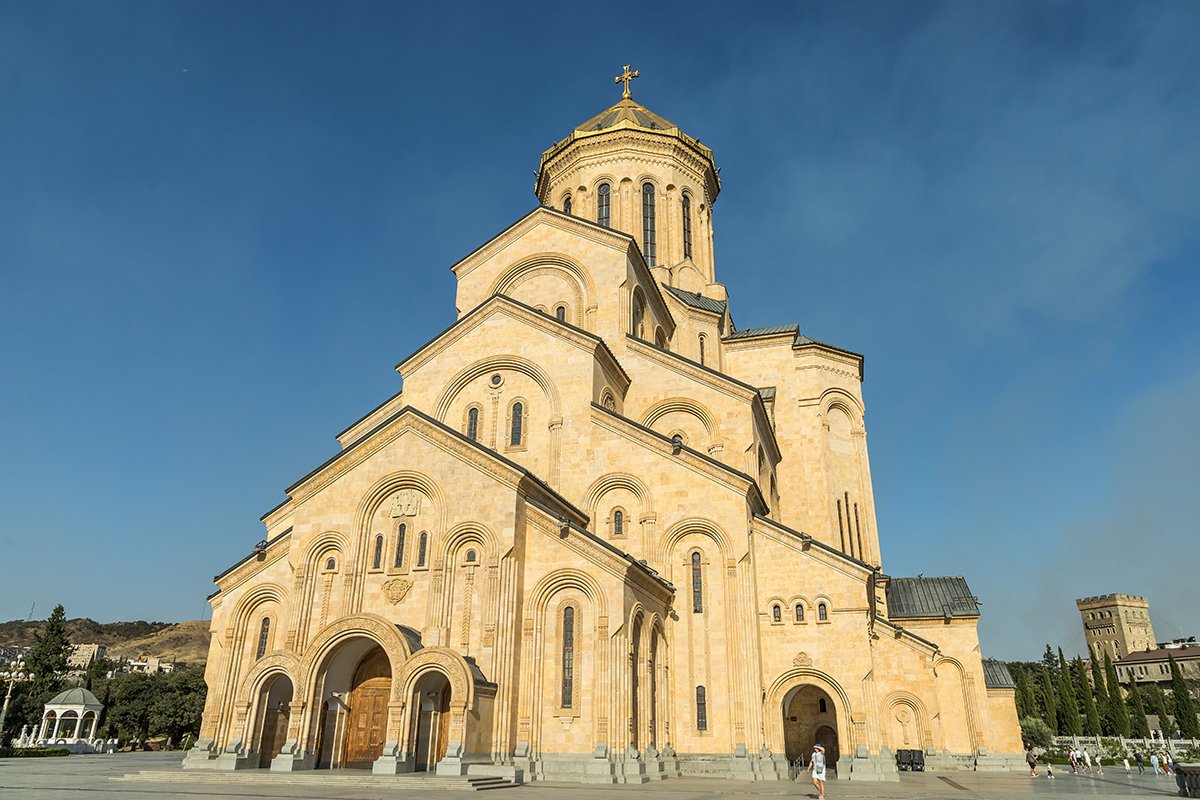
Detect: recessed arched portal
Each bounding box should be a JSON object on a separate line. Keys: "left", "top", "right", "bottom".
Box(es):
{"left": 783, "top": 684, "right": 840, "bottom": 769}
{"left": 310, "top": 637, "right": 394, "bottom": 769}
{"left": 255, "top": 673, "right": 293, "bottom": 768}
{"left": 410, "top": 671, "right": 452, "bottom": 772}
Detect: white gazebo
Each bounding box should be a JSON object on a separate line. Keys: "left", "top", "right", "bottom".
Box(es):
{"left": 38, "top": 687, "right": 105, "bottom": 752}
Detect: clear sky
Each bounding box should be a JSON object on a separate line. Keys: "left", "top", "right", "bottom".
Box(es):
{"left": 2, "top": 1, "right": 1197, "bottom": 661}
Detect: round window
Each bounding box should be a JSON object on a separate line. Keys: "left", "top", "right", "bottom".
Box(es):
{"left": 490, "top": 374, "right": 503, "bottom": 387}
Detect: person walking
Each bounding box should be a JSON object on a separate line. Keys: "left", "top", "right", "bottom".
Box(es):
{"left": 1025, "top": 743, "right": 1038, "bottom": 777}
{"left": 1150, "top": 752, "right": 1161, "bottom": 775}
{"left": 1082, "top": 747, "right": 1093, "bottom": 775}
{"left": 1164, "top": 752, "right": 1174, "bottom": 775}
{"left": 809, "top": 744, "right": 827, "bottom": 800}
{"left": 1095, "top": 753, "right": 1103, "bottom": 775}
{"left": 1046, "top": 763, "right": 1056, "bottom": 779}
{"left": 1122, "top": 754, "right": 1130, "bottom": 774}
{"left": 1135, "top": 750, "right": 1144, "bottom": 774}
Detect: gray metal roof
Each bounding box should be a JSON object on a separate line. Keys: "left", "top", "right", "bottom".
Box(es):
{"left": 662, "top": 285, "right": 726, "bottom": 315}
{"left": 886, "top": 576, "right": 980, "bottom": 619}
{"left": 726, "top": 324, "right": 800, "bottom": 340}
{"left": 46, "top": 687, "right": 103, "bottom": 707}
{"left": 982, "top": 659, "right": 1017, "bottom": 689}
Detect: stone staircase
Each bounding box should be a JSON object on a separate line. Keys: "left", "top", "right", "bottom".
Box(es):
{"left": 115, "top": 769, "right": 520, "bottom": 790}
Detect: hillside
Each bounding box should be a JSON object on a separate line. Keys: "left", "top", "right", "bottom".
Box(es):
{"left": 105, "top": 620, "right": 211, "bottom": 664}
{"left": 0, "top": 618, "right": 211, "bottom": 665}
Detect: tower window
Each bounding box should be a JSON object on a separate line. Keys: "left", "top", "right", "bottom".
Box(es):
{"left": 561, "top": 606, "right": 575, "bottom": 707}
{"left": 613, "top": 509, "right": 624, "bottom": 537}
{"left": 596, "top": 183, "right": 610, "bottom": 227}
{"left": 256, "top": 617, "right": 270, "bottom": 659}
{"left": 372, "top": 535, "right": 384, "bottom": 570}
{"left": 691, "top": 551, "right": 703, "bottom": 613}
{"left": 394, "top": 523, "right": 407, "bottom": 569}
{"left": 696, "top": 685, "right": 707, "bottom": 730}
{"left": 698, "top": 334, "right": 706, "bottom": 366}
{"left": 417, "top": 532, "right": 428, "bottom": 567}
{"left": 467, "top": 407, "right": 479, "bottom": 441}
{"left": 510, "top": 401, "right": 524, "bottom": 447}
{"left": 641, "top": 183, "right": 657, "bottom": 265}
{"left": 562, "top": 195, "right": 572, "bottom": 215}
{"left": 681, "top": 193, "right": 692, "bottom": 259}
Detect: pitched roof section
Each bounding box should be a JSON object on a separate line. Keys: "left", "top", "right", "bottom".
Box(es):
{"left": 1117, "top": 643, "right": 1200, "bottom": 664}
{"left": 886, "top": 576, "right": 980, "bottom": 619}
{"left": 982, "top": 659, "right": 1017, "bottom": 689}
{"left": 663, "top": 284, "right": 727, "bottom": 315}
{"left": 726, "top": 324, "right": 799, "bottom": 340}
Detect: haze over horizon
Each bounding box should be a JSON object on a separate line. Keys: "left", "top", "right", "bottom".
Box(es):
{"left": 2, "top": 1, "right": 1198, "bottom": 662}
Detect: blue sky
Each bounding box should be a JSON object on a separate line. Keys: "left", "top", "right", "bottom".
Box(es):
{"left": 1, "top": 1, "right": 1197, "bottom": 660}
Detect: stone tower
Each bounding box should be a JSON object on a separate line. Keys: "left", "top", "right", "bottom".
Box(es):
{"left": 1076, "top": 594, "right": 1157, "bottom": 660}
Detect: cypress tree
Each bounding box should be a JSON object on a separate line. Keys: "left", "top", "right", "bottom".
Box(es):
{"left": 1039, "top": 664, "right": 1058, "bottom": 733}
{"left": 1103, "top": 652, "right": 1131, "bottom": 737}
{"left": 1089, "top": 652, "right": 1112, "bottom": 734}
{"left": 1015, "top": 666, "right": 1037, "bottom": 720}
{"left": 1075, "top": 657, "right": 1101, "bottom": 735}
{"left": 1146, "top": 685, "right": 1177, "bottom": 738}
{"left": 1057, "top": 648, "right": 1082, "bottom": 735}
{"left": 1127, "top": 685, "right": 1150, "bottom": 738}
{"left": 1169, "top": 654, "right": 1200, "bottom": 739}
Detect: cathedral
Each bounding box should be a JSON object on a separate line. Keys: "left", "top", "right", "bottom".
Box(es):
{"left": 187, "top": 69, "right": 1022, "bottom": 782}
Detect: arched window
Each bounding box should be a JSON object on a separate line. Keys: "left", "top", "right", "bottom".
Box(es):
{"left": 698, "top": 334, "right": 706, "bottom": 366}
{"left": 818, "top": 602, "right": 828, "bottom": 621}
{"left": 641, "top": 183, "right": 657, "bottom": 264}
{"left": 819, "top": 698, "right": 828, "bottom": 713}
{"left": 795, "top": 603, "right": 805, "bottom": 622}
{"left": 324, "top": 556, "right": 336, "bottom": 572}
{"left": 561, "top": 606, "right": 575, "bottom": 707}
{"left": 465, "top": 548, "right": 477, "bottom": 563}
{"left": 655, "top": 327, "right": 667, "bottom": 348}
{"left": 256, "top": 617, "right": 270, "bottom": 659}
{"left": 509, "top": 401, "right": 524, "bottom": 447}
{"left": 596, "top": 183, "right": 611, "bottom": 227}
{"left": 691, "top": 551, "right": 703, "bottom": 613}
{"left": 772, "top": 604, "right": 782, "bottom": 623}
{"left": 372, "top": 535, "right": 384, "bottom": 570}
{"left": 555, "top": 305, "right": 566, "bottom": 322}
{"left": 613, "top": 509, "right": 624, "bottom": 537}
{"left": 696, "top": 685, "right": 708, "bottom": 730}
{"left": 631, "top": 290, "right": 646, "bottom": 338}
{"left": 681, "top": 193, "right": 693, "bottom": 259}
{"left": 394, "top": 523, "right": 406, "bottom": 569}
{"left": 466, "top": 407, "right": 479, "bottom": 441}
{"left": 562, "top": 195, "right": 572, "bottom": 215}
{"left": 417, "top": 532, "right": 428, "bottom": 567}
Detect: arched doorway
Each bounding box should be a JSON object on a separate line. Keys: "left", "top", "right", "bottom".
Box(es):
{"left": 344, "top": 647, "right": 391, "bottom": 767}
{"left": 411, "top": 671, "right": 451, "bottom": 771}
{"left": 255, "top": 673, "right": 293, "bottom": 768}
{"left": 782, "top": 685, "right": 840, "bottom": 769}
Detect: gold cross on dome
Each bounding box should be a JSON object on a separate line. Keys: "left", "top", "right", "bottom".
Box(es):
{"left": 614, "top": 64, "right": 640, "bottom": 99}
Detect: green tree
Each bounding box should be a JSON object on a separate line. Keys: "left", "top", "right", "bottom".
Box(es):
{"left": 1057, "top": 649, "right": 1082, "bottom": 735}
{"left": 149, "top": 668, "right": 207, "bottom": 743}
{"left": 1144, "top": 684, "right": 1177, "bottom": 738}
{"left": 1038, "top": 664, "right": 1058, "bottom": 733}
{"left": 106, "top": 672, "right": 156, "bottom": 744}
{"left": 1014, "top": 666, "right": 1037, "bottom": 720}
{"left": 1089, "top": 653, "right": 1112, "bottom": 734}
{"left": 1075, "top": 657, "right": 1101, "bottom": 735}
{"left": 1169, "top": 655, "right": 1200, "bottom": 739}
{"left": 1103, "top": 652, "right": 1130, "bottom": 737}
{"left": 1127, "top": 685, "right": 1151, "bottom": 738}
{"left": 1020, "top": 716, "right": 1055, "bottom": 749}
{"left": 1042, "top": 645, "right": 1060, "bottom": 680}
{"left": 2, "top": 604, "right": 73, "bottom": 742}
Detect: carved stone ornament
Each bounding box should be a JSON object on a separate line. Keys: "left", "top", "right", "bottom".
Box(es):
{"left": 792, "top": 651, "right": 813, "bottom": 668}
{"left": 388, "top": 489, "right": 421, "bottom": 517}
{"left": 382, "top": 578, "right": 414, "bottom": 604}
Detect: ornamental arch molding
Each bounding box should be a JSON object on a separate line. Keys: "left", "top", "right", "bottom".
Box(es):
{"left": 764, "top": 667, "right": 855, "bottom": 753}
{"left": 491, "top": 253, "right": 596, "bottom": 312}
{"left": 434, "top": 355, "right": 562, "bottom": 424}
{"left": 582, "top": 472, "right": 655, "bottom": 523}
{"left": 397, "top": 647, "right": 479, "bottom": 710}
{"left": 299, "top": 613, "right": 416, "bottom": 692}
{"left": 657, "top": 517, "right": 734, "bottom": 565}
{"left": 527, "top": 568, "right": 608, "bottom": 620}
{"left": 640, "top": 398, "right": 719, "bottom": 442}
{"left": 231, "top": 583, "right": 288, "bottom": 635}
{"left": 236, "top": 652, "right": 302, "bottom": 705}
{"left": 355, "top": 471, "right": 447, "bottom": 548}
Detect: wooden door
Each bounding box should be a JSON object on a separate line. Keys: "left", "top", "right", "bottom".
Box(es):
{"left": 258, "top": 708, "right": 289, "bottom": 768}
{"left": 344, "top": 684, "right": 389, "bottom": 766}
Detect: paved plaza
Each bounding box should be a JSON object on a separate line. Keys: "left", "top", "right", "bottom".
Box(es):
{"left": 0, "top": 753, "right": 1185, "bottom": 800}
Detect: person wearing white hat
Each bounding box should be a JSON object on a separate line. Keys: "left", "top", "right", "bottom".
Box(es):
{"left": 809, "top": 743, "right": 827, "bottom": 799}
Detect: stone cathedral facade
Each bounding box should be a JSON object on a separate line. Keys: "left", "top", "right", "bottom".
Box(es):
{"left": 187, "top": 72, "right": 1022, "bottom": 782}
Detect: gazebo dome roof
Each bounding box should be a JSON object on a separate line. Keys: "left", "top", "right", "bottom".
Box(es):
{"left": 47, "top": 687, "right": 102, "bottom": 706}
